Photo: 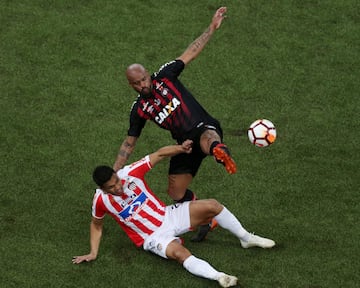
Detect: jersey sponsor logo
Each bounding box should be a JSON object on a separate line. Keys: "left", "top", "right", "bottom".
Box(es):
{"left": 154, "top": 97, "right": 181, "bottom": 124}
{"left": 119, "top": 192, "right": 148, "bottom": 221}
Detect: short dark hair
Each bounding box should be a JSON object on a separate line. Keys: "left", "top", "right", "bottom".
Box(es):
{"left": 92, "top": 165, "right": 115, "bottom": 187}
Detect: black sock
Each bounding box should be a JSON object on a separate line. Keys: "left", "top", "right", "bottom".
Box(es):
{"left": 176, "top": 189, "right": 197, "bottom": 203}
{"left": 209, "top": 141, "right": 221, "bottom": 155}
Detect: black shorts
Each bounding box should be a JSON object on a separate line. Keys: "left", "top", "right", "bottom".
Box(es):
{"left": 169, "top": 121, "right": 223, "bottom": 177}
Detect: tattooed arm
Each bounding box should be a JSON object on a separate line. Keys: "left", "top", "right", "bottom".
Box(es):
{"left": 177, "top": 7, "right": 227, "bottom": 65}
{"left": 113, "top": 136, "right": 138, "bottom": 171}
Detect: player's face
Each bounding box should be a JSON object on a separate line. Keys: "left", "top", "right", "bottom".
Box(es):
{"left": 128, "top": 70, "right": 152, "bottom": 97}
{"left": 102, "top": 174, "right": 123, "bottom": 196}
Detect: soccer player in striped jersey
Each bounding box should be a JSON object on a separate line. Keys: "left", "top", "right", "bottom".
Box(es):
{"left": 73, "top": 140, "right": 276, "bottom": 287}
{"left": 114, "top": 7, "right": 236, "bottom": 242}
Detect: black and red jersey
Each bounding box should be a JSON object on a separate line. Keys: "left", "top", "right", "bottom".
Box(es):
{"left": 127, "top": 60, "right": 218, "bottom": 142}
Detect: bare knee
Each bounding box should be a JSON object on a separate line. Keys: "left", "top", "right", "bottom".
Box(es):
{"left": 172, "top": 249, "right": 192, "bottom": 264}
{"left": 200, "top": 129, "right": 221, "bottom": 155}
{"left": 189, "top": 199, "right": 223, "bottom": 227}
{"left": 166, "top": 241, "right": 192, "bottom": 264}
{"left": 207, "top": 198, "right": 223, "bottom": 215}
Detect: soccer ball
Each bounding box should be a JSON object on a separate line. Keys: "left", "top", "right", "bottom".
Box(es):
{"left": 247, "top": 119, "right": 277, "bottom": 147}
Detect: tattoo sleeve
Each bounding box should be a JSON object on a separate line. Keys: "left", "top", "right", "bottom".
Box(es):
{"left": 118, "top": 149, "right": 130, "bottom": 158}
{"left": 189, "top": 27, "right": 212, "bottom": 53}
{"left": 118, "top": 140, "right": 134, "bottom": 159}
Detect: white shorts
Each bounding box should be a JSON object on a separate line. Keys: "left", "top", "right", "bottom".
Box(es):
{"left": 143, "top": 202, "right": 191, "bottom": 259}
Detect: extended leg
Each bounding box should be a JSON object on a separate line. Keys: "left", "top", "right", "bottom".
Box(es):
{"left": 189, "top": 200, "right": 276, "bottom": 249}
{"left": 200, "top": 129, "right": 237, "bottom": 174}
{"left": 166, "top": 240, "right": 238, "bottom": 287}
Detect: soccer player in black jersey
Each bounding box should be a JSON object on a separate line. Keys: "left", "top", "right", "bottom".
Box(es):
{"left": 114, "top": 7, "right": 236, "bottom": 242}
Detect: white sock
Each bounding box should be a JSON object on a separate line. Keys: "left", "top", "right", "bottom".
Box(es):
{"left": 214, "top": 206, "right": 250, "bottom": 241}
{"left": 183, "top": 255, "right": 222, "bottom": 281}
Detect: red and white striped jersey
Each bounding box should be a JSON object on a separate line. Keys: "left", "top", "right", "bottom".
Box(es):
{"left": 92, "top": 155, "right": 166, "bottom": 247}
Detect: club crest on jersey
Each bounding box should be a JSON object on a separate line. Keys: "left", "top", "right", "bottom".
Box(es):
{"left": 155, "top": 81, "right": 168, "bottom": 97}
{"left": 127, "top": 181, "right": 137, "bottom": 191}
{"left": 161, "top": 88, "right": 169, "bottom": 96}
{"left": 155, "top": 97, "right": 181, "bottom": 124}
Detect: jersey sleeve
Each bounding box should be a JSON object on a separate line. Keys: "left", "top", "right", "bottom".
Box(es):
{"left": 156, "top": 60, "right": 185, "bottom": 80}
{"left": 127, "top": 100, "right": 146, "bottom": 137}
{"left": 123, "top": 155, "right": 152, "bottom": 179}
{"left": 91, "top": 190, "right": 106, "bottom": 219}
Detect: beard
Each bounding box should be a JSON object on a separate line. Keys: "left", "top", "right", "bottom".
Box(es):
{"left": 140, "top": 87, "right": 152, "bottom": 98}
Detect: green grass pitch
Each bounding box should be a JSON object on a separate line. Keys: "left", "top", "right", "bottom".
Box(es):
{"left": 1, "top": 0, "right": 359, "bottom": 287}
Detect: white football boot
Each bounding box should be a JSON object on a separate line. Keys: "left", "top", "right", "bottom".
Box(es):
{"left": 240, "top": 233, "right": 275, "bottom": 249}
{"left": 217, "top": 273, "right": 238, "bottom": 287}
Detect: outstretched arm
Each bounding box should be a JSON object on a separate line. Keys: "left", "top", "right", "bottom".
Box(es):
{"left": 72, "top": 217, "right": 104, "bottom": 264}
{"left": 113, "top": 136, "right": 138, "bottom": 171}
{"left": 177, "top": 7, "right": 227, "bottom": 65}
{"left": 149, "top": 140, "right": 193, "bottom": 167}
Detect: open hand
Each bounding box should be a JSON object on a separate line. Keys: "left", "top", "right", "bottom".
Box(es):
{"left": 72, "top": 254, "right": 96, "bottom": 264}
{"left": 212, "top": 7, "right": 227, "bottom": 30}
